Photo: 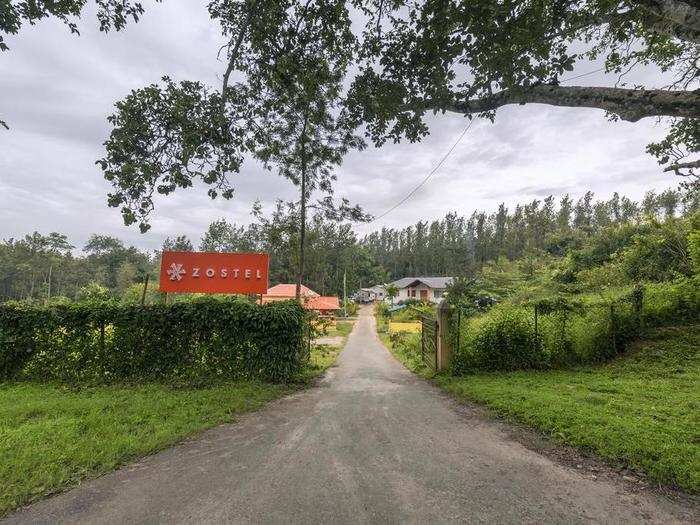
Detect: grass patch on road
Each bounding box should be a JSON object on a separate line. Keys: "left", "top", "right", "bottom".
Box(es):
{"left": 0, "top": 344, "right": 344, "bottom": 517}
{"left": 437, "top": 325, "right": 700, "bottom": 493}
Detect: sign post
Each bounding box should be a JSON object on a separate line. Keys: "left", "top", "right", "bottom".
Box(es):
{"left": 159, "top": 251, "right": 270, "bottom": 295}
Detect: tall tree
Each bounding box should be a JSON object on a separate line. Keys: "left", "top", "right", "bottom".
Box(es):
{"left": 97, "top": 0, "right": 367, "bottom": 299}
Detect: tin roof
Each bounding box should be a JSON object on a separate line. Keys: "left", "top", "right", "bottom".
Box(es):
{"left": 390, "top": 277, "right": 453, "bottom": 289}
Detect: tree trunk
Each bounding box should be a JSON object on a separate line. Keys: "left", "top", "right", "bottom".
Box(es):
{"left": 439, "top": 85, "right": 700, "bottom": 122}
{"left": 296, "top": 115, "right": 309, "bottom": 301}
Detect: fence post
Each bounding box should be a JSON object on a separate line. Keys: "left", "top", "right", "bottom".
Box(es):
{"left": 610, "top": 304, "right": 617, "bottom": 354}
{"left": 140, "top": 274, "right": 149, "bottom": 306}
{"left": 437, "top": 300, "right": 453, "bottom": 372}
{"left": 456, "top": 308, "right": 461, "bottom": 357}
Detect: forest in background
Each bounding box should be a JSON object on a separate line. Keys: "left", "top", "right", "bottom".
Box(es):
{"left": 1, "top": 186, "right": 698, "bottom": 303}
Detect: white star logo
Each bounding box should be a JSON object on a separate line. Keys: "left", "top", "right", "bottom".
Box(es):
{"left": 167, "top": 263, "right": 186, "bottom": 281}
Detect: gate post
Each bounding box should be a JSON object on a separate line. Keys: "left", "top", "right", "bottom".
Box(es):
{"left": 436, "top": 300, "right": 453, "bottom": 372}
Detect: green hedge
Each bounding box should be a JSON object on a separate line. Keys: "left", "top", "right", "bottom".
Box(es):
{"left": 0, "top": 298, "right": 306, "bottom": 383}
{"left": 452, "top": 276, "right": 700, "bottom": 374}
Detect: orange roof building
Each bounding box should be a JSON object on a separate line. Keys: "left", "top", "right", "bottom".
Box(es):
{"left": 304, "top": 296, "right": 341, "bottom": 312}
{"left": 264, "top": 283, "right": 319, "bottom": 299}
{"left": 262, "top": 284, "right": 340, "bottom": 315}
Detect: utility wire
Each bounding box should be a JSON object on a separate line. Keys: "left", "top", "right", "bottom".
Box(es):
{"left": 559, "top": 67, "right": 606, "bottom": 83}
{"left": 368, "top": 66, "right": 607, "bottom": 222}
{"left": 370, "top": 119, "right": 475, "bottom": 222}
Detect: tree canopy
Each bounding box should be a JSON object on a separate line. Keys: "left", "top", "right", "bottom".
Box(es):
{"left": 96, "top": 0, "right": 697, "bottom": 227}
{"left": 347, "top": 0, "right": 698, "bottom": 177}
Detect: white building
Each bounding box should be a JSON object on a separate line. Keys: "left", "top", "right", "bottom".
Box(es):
{"left": 390, "top": 277, "right": 453, "bottom": 303}
{"left": 356, "top": 285, "right": 387, "bottom": 303}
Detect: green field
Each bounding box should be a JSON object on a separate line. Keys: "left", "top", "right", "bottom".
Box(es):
{"left": 437, "top": 325, "right": 700, "bottom": 493}
{"left": 0, "top": 345, "right": 341, "bottom": 517}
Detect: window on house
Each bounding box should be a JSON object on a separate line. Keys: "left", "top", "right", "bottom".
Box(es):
{"left": 410, "top": 289, "right": 416, "bottom": 297}
{"left": 434, "top": 290, "right": 443, "bottom": 298}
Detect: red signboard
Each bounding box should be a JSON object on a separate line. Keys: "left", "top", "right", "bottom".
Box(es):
{"left": 159, "top": 251, "right": 269, "bottom": 294}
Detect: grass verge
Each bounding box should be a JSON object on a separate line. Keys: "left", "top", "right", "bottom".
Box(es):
{"left": 0, "top": 345, "right": 342, "bottom": 517}
{"left": 376, "top": 314, "right": 434, "bottom": 378}
{"left": 322, "top": 320, "right": 355, "bottom": 338}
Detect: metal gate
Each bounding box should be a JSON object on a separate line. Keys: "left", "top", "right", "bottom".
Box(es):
{"left": 420, "top": 314, "right": 438, "bottom": 371}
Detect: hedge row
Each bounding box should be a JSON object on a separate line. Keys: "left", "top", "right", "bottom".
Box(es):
{"left": 452, "top": 276, "right": 700, "bottom": 373}
{"left": 0, "top": 298, "right": 307, "bottom": 383}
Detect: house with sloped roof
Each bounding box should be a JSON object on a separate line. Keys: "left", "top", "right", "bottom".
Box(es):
{"left": 355, "top": 285, "right": 387, "bottom": 303}
{"left": 262, "top": 283, "right": 340, "bottom": 316}
{"left": 264, "top": 283, "right": 318, "bottom": 300}
{"left": 390, "top": 277, "right": 453, "bottom": 303}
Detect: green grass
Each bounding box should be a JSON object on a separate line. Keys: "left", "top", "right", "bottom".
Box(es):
{"left": 436, "top": 325, "right": 700, "bottom": 493}
{"left": 376, "top": 313, "right": 435, "bottom": 378}
{"left": 323, "top": 320, "right": 354, "bottom": 338}
{"left": 0, "top": 345, "right": 343, "bottom": 517}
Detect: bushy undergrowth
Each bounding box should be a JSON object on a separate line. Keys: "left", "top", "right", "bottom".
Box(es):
{"left": 0, "top": 298, "right": 306, "bottom": 383}
{"left": 391, "top": 302, "right": 434, "bottom": 322}
{"left": 456, "top": 308, "right": 542, "bottom": 372}
{"left": 452, "top": 277, "right": 700, "bottom": 374}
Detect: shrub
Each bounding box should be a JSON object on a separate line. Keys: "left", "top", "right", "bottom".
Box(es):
{"left": 0, "top": 298, "right": 306, "bottom": 383}
{"left": 392, "top": 303, "right": 433, "bottom": 322}
{"left": 457, "top": 306, "right": 544, "bottom": 372}
{"left": 374, "top": 301, "right": 389, "bottom": 320}
{"left": 452, "top": 278, "right": 700, "bottom": 375}
{"left": 642, "top": 277, "right": 700, "bottom": 326}
{"left": 76, "top": 282, "right": 111, "bottom": 302}
{"left": 121, "top": 282, "right": 162, "bottom": 305}
{"left": 688, "top": 213, "right": 700, "bottom": 273}
{"left": 617, "top": 222, "right": 692, "bottom": 281}
{"left": 389, "top": 331, "right": 424, "bottom": 371}
{"left": 343, "top": 300, "right": 359, "bottom": 317}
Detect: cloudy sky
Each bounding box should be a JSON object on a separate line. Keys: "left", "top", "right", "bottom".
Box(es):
{"left": 0, "top": 1, "right": 681, "bottom": 252}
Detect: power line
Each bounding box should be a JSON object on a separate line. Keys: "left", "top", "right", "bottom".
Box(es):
{"left": 368, "top": 66, "right": 606, "bottom": 222}
{"left": 370, "top": 119, "right": 475, "bottom": 222}
{"left": 560, "top": 67, "right": 606, "bottom": 83}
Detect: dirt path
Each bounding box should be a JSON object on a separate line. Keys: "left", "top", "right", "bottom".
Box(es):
{"left": 4, "top": 306, "right": 697, "bottom": 524}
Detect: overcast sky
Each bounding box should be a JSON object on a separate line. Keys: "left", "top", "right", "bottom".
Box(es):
{"left": 0, "top": 1, "right": 682, "bottom": 252}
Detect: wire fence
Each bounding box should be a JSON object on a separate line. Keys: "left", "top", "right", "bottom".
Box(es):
{"left": 448, "top": 285, "right": 665, "bottom": 371}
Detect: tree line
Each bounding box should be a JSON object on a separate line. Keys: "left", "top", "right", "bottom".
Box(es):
{"left": 361, "top": 188, "right": 698, "bottom": 280}
{"left": 1, "top": 187, "right": 696, "bottom": 303}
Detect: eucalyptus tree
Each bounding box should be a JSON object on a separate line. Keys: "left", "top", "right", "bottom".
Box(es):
{"left": 348, "top": 0, "right": 699, "bottom": 181}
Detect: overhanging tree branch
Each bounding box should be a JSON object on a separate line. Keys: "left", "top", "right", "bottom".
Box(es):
{"left": 438, "top": 85, "right": 700, "bottom": 122}
{"left": 663, "top": 158, "right": 700, "bottom": 173}
{"left": 634, "top": 0, "right": 700, "bottom": 31}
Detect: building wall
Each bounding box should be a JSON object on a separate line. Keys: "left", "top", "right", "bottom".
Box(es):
{"left": 397, "top": 285, "right": 444, "bottom": 303}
